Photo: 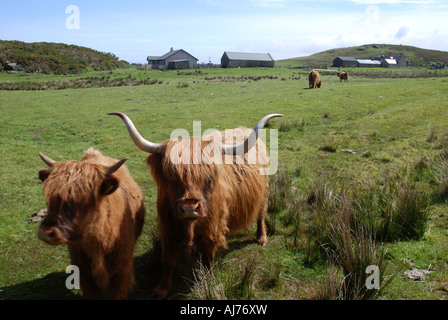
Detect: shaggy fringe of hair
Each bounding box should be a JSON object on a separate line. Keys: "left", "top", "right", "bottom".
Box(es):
{"left": 148, "top": 128, "right": 270, "bottom": 249}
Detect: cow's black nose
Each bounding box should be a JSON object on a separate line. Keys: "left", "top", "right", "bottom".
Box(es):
{"left": 38, "top": 226, "right": 66, "bottom": 244}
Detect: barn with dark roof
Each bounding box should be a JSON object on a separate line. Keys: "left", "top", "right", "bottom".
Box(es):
{"left": 221, "top": 52, "right": 274, "bottom": 68}
{"left": 332, "top": 57, "right": 359, "bottom": 68}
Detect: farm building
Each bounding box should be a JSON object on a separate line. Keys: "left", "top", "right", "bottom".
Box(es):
{"left": 357, "top": 59, "right": 381, "bottom": 68}
{"left": 382, "top": 58, "right": 397, "bottom": 68}
{"left": 374, "top": 55, "right": 409, "bottom": 68}
{"left": 394, "top": 56, "right": 409, "bottom": 68}
{"left": 334, "top": 55, "right": 409, "bottom": 69}
{"left": 147, "top": 48, "right": 198, "bottom": 70}
{"left": 333, "top": 57, "right": 358, "bottom": 68}
{"left": 221, "top": 52, "right": 274, "bottom": 68}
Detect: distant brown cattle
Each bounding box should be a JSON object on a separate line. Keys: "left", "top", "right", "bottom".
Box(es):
{"left": 337, "top": 71, "right": 349, "bottom": 82}
{"left": 308, "top": 70, "right": 321, "bottom": 89}
{"left": 109, "top": 112, "right": 282, "bottom": 299}
{"left": 37, "top": 148, "right": 145, "bottom": 299}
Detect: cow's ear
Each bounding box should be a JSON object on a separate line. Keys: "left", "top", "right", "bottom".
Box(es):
{"left": 100, "top": 176, "right": 119, "bottom": 195}
{"left": 39, "top": 168, "right": 51, "bottom": 182}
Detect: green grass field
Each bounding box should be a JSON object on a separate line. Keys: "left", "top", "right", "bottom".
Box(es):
{"left": 1, "top": 67, "right": 447, "bottom": 300}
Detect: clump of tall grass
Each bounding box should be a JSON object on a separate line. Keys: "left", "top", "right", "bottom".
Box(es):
{"left": 406, "top": 142, "right": 448, "bottom": 203}
{"left": 305, "top": 171, "right": 429, "bottom": 256}
{"left": 301, "top": 170, "right": 429, "bottom": 299}
{"left": 317, "top": 237, "right": 390, "bottom": 301}
{"left": 431, "top": 154, "right": 448, "bottom": 202}
{"left": 324, "top": 202, "right": 389, "bottom": 300}
{"left": 304, "top": 185, "right": 392, "bottom": 299}
{"left": 304, "top": 181, "right": 340, "bottom": 264}
{"left": 188, "top": 257, "right": 258, "bottom": 300}
{"left": 188, "top": 262, "right": 227, "bottom": 300}
{"left": 283, "top": 196, "right": 303, "bottom": 247}
{"left": 267, "top": 163, "right": 304, "bottom": 238}
{"left": 353, "top": 177, "right": 429, "bottom": 242}
{"left": 267, "top": 163, "right": 292, "bottom": 235}
{"left": 425, "top": 142, "right": 448, "bottom": 202}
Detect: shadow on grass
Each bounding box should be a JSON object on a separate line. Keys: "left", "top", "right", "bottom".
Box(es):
{"left": 0, "top": 272, "right": 80, "bottom": 300}
{"left": 131, "top": 235, "right": 260, "bottom": 300}
{"left": 0, "top": 236, "right": 258, "bottom": 300}
{"left": 0, "top": 252, "right": 161, "bottom": 300}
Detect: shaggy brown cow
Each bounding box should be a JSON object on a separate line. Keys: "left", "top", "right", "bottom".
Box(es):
{"left": 108, "top": 112, "right": 282, "bottom": 299}
{"left": 37, "top": 148, "right": 145, "bottom": 299}
{"left": 337, "top": 71, "right": 349, "bottom": 82}
{"left": 308, "top": 70, "right": 321, "bottom": 89}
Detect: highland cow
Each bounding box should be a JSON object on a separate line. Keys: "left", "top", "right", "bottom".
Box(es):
{"left": 337, "top": 71, "right": 349, "bottom": 82}
{"left": 37, "top": 148, "right": 145, "bottom": 299}
{"left": 108, "top": 112, "right": 282, "bottom": 299}
{"left": 308, "top": 70, "right": 322, "bottom": 89}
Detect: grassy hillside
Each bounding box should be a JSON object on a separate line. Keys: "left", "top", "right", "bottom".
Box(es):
{"left": 0, "top": 40, "right": 129, "bottom": 74}
{"left": 278, "top": 44, "right": 448, "bottom": 69}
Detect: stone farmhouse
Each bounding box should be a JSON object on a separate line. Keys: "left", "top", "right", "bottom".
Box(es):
{"left": 221, "top": 52, "right": 275, "bottom": 68}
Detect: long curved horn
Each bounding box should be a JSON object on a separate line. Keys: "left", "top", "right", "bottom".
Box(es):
{"left": 105, "top": 157, "right": 129, "bottom": 176}
{"left": 108, "top": 112, "right": 166, "bottom": 154}
{"left": 221, "top": 113, "right": 283, "bottom": 156}
{"left": 39, "top": 152, "right": 56, "bottom": 168}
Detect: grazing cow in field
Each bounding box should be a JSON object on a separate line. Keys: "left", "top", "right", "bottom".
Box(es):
{"left": 337, "top": 71, "right": 349, "bottom": 82}
{"left": 108, "top": 112, "right": 282, "bottom": 299}
{"left": 308, "top": 70, "right": 321, "bottom": 89}
{"left": 37, "top": 148, "right": 145, "bottom": 299}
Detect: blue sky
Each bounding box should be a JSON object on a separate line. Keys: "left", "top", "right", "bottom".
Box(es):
{"left": 1, "top": 0, "right": 448, "bottom": 64}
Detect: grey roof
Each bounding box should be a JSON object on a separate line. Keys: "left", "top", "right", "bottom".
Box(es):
{"left": 147, "top": 49, "right": 198, "bottom": 61}
{"left": 357, "top": 59, "right": 381, "bottom": 65}
{"left": 147, "top": 49, "right": 181, "bottom": 60}
{"left": 335, "top": 57, "right": 358, "bottom": 61}
{"left": 224, "top": 52, "right": 274, "bottom": 61}
{"left": 384, "top": 58, "right": 397, "bottom": 64}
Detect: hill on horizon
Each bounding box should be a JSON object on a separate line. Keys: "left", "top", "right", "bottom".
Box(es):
{"left": 0, "top": 40, "right": 129, "bottom": 74}
{"left": 278, "top": 44, "right": 448, "bottom": 69}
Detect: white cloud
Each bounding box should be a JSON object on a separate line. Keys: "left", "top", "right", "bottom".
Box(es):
{"left": 395, "top": 25, "right": 411, "bottom": 39}
{"left": 222, "top": 2, "right": 448, "bottom": 61}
